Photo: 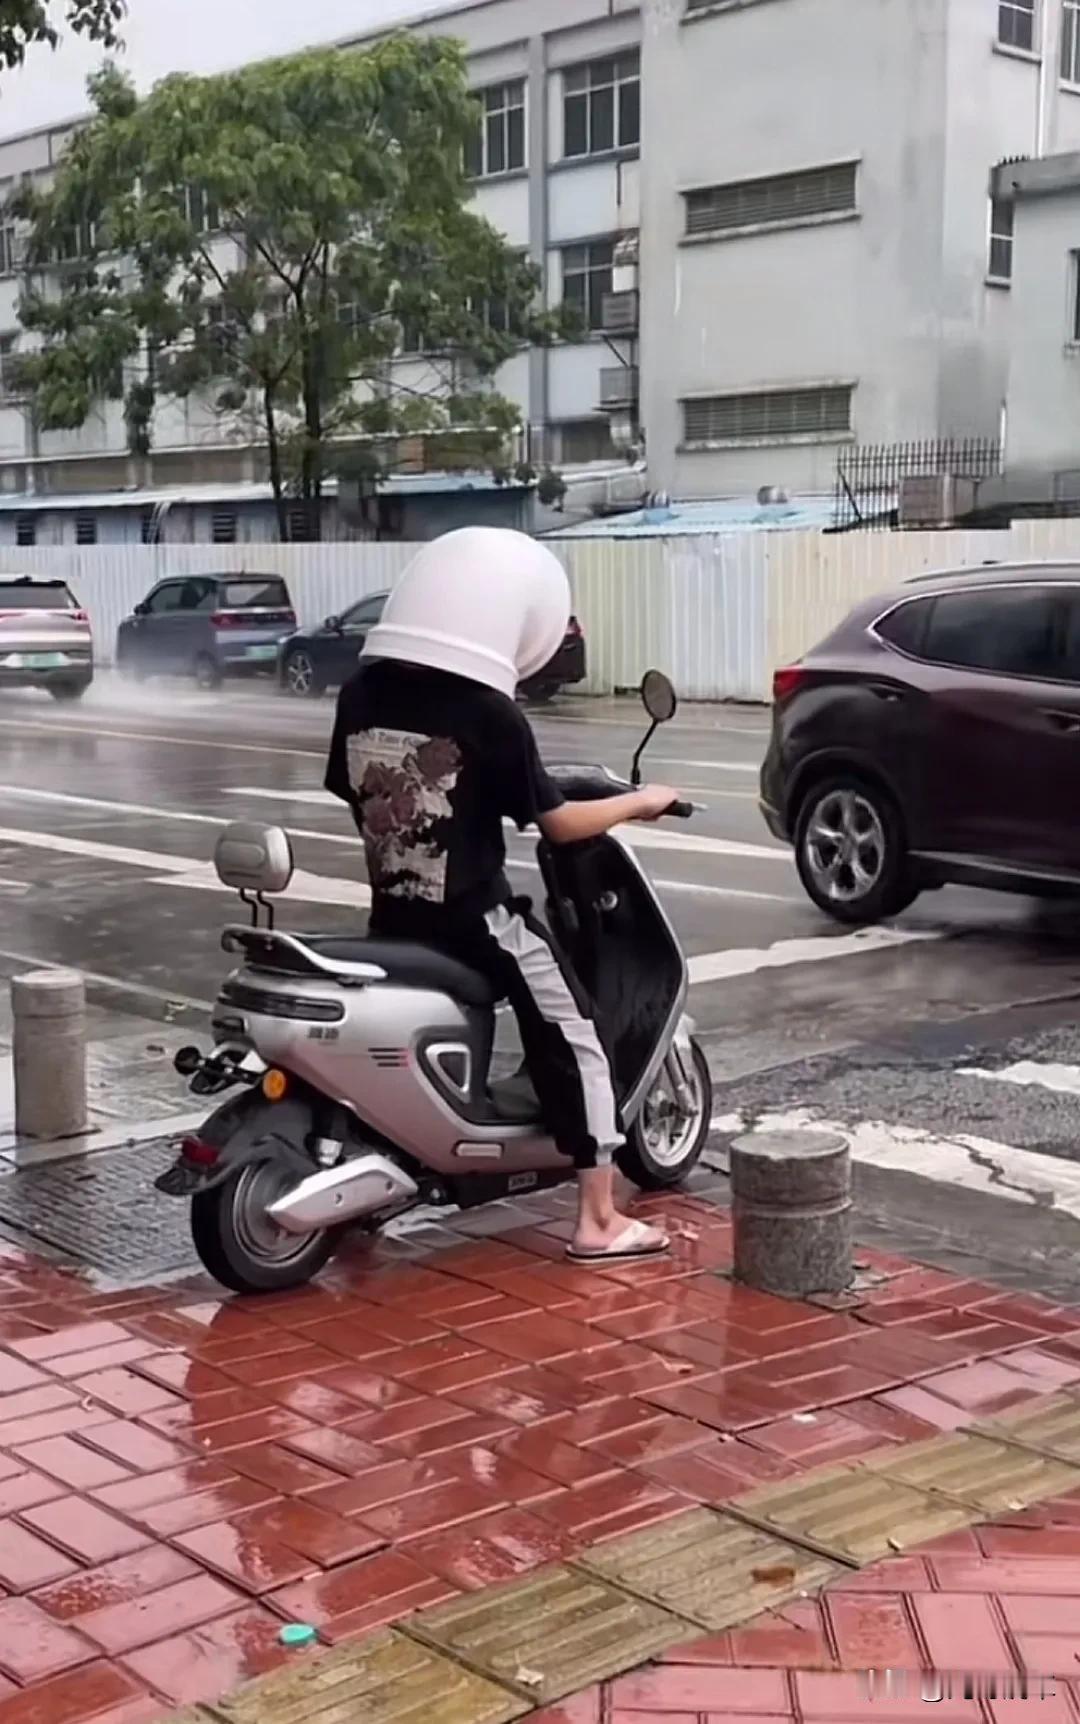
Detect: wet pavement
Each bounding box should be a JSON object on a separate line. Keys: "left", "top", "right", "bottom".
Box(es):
{"left": 1, "top": 1186, "right": 1080, "bottom": 1722}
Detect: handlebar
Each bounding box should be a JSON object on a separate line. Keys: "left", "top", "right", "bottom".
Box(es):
{"left": 668, "top": 800, "right": 693, "bottom": 820}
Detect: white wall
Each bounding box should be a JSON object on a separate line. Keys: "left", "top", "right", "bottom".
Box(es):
{"left": 1003, "top": 187, "right": 1080, "bottom": 474}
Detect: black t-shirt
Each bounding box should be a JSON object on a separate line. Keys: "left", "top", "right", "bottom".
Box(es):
{"left": 325, "top": 660, "right": 564, "bottom": 936}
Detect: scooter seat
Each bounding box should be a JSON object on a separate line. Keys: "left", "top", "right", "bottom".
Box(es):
{"left": 260, "top": 934, "right": 498, "bottom": 1010}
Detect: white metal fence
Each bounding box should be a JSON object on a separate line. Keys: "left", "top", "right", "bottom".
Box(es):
{"left": 5, "top": 519, "right": 1080, "bottom": 701}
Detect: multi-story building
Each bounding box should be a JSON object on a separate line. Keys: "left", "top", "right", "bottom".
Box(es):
{"left": 1, "top": 0, "right": 1079, "bottom": 543}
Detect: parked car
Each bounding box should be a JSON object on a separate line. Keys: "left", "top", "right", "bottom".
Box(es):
{"left": 761, "top": 562, "right": 1080, "bottom": 924}
{"left": 117, "top": 574, "right": 296, "bottom": 689}
{"left": 278, "top": 591, "right": 587, "bottom": 702}
{"left": 0, "top": 575, "right": 94, "bottom": 701}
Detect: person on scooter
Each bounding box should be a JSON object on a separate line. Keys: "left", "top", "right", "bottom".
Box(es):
{"left": 325, "top": 525, "right": 682, "bottom": 1264}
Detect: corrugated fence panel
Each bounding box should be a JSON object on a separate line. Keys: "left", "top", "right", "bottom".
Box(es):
{"left": 0, "top": 543, "right": 415, "bottom": 663}
{"left": 666, "top": 536, "right": 767, "bottom": 702}
{"left": 559, "top": 539, "right": 670, "bottom": 695}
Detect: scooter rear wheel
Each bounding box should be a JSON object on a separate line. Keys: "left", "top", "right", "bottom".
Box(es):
{"left": 191, "top": 1162, "right": 336, "bottom": 1294}
{"left": 618, "top": 1038, "right": 712, "bottom": 1191}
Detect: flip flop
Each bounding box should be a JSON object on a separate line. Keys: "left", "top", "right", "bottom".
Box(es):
{"left": 566, "top": 1219, "right": 670, "bottom": 1264}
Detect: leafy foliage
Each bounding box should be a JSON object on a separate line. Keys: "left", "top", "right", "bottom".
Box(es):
{"left": 12, "top": 41, "right": 573, "bottom": 537}
{"left": 0, "top": 0, "right": 123, "bottom": 70}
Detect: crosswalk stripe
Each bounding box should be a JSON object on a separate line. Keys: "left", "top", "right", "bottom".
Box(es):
{"left": 710, "top": 1106, "right": 1080, "bottom": 1220}
{"left": 958, "top": 1060, "right": 1080, "bottom": 1097}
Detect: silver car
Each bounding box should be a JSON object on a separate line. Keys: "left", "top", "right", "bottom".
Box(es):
{"left": 116, "top": 574, "right": 296, "bottom": 690}
{"left": 0, "top": 576, "right": 94, "bottom": 701}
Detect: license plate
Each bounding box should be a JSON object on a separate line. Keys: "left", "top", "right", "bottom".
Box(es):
{"left": 22, "top": 653, "right": 66, "bottom": 669}
{"left": 245, "top": 644, "right": 278, "bottom": 661}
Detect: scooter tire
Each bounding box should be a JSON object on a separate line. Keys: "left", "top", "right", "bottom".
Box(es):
{"left": 617, "top": 1039, "right": 713, "bottom": 1191}
{"left": 190, "top": 1167, "right": 336, "bottom": 1295}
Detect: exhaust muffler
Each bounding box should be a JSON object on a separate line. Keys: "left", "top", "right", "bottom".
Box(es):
{"left": 267, "top": 1154, "right": 419, "bottom": 1234}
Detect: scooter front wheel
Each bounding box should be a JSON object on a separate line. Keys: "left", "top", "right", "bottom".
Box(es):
{"left": 618, "top": 1038, "right": 713, "bottom": 1191}
{"left": 190, "top": 1162, "right": 336, "bottom": 1294}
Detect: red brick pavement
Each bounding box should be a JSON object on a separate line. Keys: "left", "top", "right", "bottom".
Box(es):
{"left": 0, "top": 1190, "right": 1079, "bottom": 1721}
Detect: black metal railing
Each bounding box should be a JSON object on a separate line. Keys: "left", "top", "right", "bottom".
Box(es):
{"left": 833, "top": 436, "right": 1002, "bottom": 531}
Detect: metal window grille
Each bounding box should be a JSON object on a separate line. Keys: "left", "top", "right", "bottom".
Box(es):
{"left": 683, "top": 386, "right": 853, "bottom": 445}
{"left": 562, "top": 240, "right": 616, "bottom": 330}
{"left": 465, "top": 80, "right": 526, "bottom": 177}
{"left": 563, "top": 52, "right": 640, "bottom": 158}
{"left": 1064, "top": 0, "right": 1080, "bottom": 80}
{"left": 685, "top": 163, "right": 857, "bottom": 236}
{"left": 833, "top": 437, "right": 1002, "bottom": 531}
{"left": 15, "top": 515, "right": 35, "bottom": 547}
{"left": 74, "top": 511, "right": 96, "bottom": 546}
{"left": 999, "top": 0, "right": 1035, "bottom": 51}
{"left": 211, "top": 509, "right": 237, "bottom": 544}
{"left": 0, "top": 225, "right": 22, "bottom": 276}
{"left": 988, "top": 197, "right": 1014, "bottom": 282}
{"left": 0, "top": 333, "right": 17, "bottom": 401}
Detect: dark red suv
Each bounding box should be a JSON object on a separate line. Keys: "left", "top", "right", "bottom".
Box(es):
{"left": 760, "top": 562, "right": 1080, "bottom": 923}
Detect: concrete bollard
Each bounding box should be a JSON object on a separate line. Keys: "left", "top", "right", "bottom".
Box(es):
{"left": 730, "top": 1129, "right": 852, "bottom": 1298}
{"left": 12, "top": 969, "right": 88, "bottom": 1141}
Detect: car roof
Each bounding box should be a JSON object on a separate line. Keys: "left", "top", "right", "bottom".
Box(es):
{"left": 0, "top": 575, "right": 68, "bottom": 587}
{"left": 900, "top": 559, "right": 1080, "bottom": 595}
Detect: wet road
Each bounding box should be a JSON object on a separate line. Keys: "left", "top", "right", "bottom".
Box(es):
{"left": 2, "top": 676, "right": 1080, "bottom": 1293}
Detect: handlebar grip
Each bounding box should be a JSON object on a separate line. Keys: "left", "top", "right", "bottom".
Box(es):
{"left": 669, "top": 799, "right": 694, "bottom": 820}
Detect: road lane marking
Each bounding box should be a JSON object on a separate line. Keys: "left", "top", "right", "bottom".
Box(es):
{"left": 959, "top": 1060, "right": 1080, "bottom": 1097}
{"left": 0, "top": 717, "right": 323, "bottom": 760}
{"left": 710, "top": 1106, "right": 1080, "bottom": 1221}
{"left": 648, "top": 758, "right": 760, "bottom": 773}
{"left": 0, "top": 786, "right": 797, "bottom": 905}
{"left": 223, "top": 785, "right": 787, "bottom": 862}
{"left": 687, "top": 926, "right": 940, "bottom": 984}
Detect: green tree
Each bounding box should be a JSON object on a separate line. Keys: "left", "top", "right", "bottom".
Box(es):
{"left": 12, "top": 41, "right": 571, "bottom": 539}
{"left": 0, "top": 0, "right": 124, "bottom": 70}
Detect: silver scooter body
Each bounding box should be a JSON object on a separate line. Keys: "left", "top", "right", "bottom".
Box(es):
{"left": 157, "top": 676, "right": 707, "bottom": 1285}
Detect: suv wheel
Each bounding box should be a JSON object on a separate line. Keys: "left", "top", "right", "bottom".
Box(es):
{"left": 193, "top": 652, "right": 223, "bottom": 691}
{"left": 795, "top": 776, "right": 920, "bottom": 925}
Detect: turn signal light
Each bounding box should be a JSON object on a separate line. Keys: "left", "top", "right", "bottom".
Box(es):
{"left": 262, "top": 1069, "right": 289, "bottom": 1102}
{"left": 181, "top": 1137, "right": 219, "bottom": 1167}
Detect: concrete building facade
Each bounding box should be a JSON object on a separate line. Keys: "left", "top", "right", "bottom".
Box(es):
{"left": 2, "top": 0, "right": 1080, "bottom": 542}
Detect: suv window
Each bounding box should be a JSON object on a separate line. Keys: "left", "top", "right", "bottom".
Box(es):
{"left": 144, "top": 583, "right": 187, "bottom": 615}
{"left": 877, "top": 599, "right": 931, "bottom": 657}
{"left": 922, "top": 586, "right": 1060, "bottom": 679}
{"left": 1057, "top": 588, "right": 1080, "bottom": 682}
{"left": 342, "top": 594, "right": 386, "bottom": 631}
{"left": 0, "top": 580, "right": 76, "bottom": 609}
{"left": 220, "top": 577, "right": 289, "bottom": 610}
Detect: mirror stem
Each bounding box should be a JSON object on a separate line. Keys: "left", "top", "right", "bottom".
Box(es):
{"left": 631, "top": 719, "right": 658, "bottom": 787}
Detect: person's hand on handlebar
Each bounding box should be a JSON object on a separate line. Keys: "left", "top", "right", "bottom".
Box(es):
{"left": 633, "top": 783, "right": 683, "bottom": 822}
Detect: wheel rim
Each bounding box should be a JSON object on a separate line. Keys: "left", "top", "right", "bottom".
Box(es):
{"left": 286, "top": 653, "right": 313, "bottom": 696}
{"left": 641, "top": 1056, "right": 705, "bottom": 1170}
{"left": 804, "top": 788, "right": 886, "bottom": 904}
{"left": 229, "top": 1163, "right": 323, "bottom": 1266}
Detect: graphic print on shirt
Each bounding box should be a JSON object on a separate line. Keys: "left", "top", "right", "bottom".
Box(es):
{"left": 346, "top": 727, "right": 462, "bottom": 902}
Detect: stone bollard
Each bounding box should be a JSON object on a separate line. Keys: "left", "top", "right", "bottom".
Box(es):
{"left": 730, "top": 1129, "right": 852, "bottom": 1298}
{"left": 12, "top": 970, "right": 88, "bottom": 1142}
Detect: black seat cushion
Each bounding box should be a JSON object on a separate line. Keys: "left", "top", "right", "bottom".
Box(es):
{"left": 250, "top": 932, "right": 497, "bottom": 1008}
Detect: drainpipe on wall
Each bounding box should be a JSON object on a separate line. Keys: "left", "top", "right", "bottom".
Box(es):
{"left": 1036, "top": 0, "right": 1055, "bottom": 155}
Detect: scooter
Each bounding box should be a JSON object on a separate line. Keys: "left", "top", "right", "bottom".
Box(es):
{"left": 157, "top": 670, "right": 713, "bottom": 1293}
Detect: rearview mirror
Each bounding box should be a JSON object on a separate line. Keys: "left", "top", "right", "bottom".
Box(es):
{"left": 641, "top": 669, "right": 677, "bottom": 725}
{"left": 134, "top": 601, "right": 149, "bottom": 618}
{"left": 324, "top": 614, "right": 342, "bottom": 632}
{"left": 214, "top": 822, "right": 294, "bottom": 895}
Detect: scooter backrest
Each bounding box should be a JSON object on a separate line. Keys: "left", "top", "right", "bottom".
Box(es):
{"left": 214, "top": 822, "right": 295, "bottom": 895}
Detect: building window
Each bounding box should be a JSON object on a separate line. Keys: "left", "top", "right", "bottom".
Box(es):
{"left": 1064, "top": 0, "right": 1080, "bottom": 79}
{"left": 988, "top": 196, "right": 1014, "bottom": 283}
{"left": 75, "top": 511, "right": 97, "bottom": 546}
{"left": 0, "top": 224, "right": 22, "bottom": 276}
{"left": 180, "top": 183, "right": 219, "bottom": 234}
{"left": 1070, "top": 251, "right": 1080, "bottom": 343}
{"left": 211, "top": 508, "right": 238, "bottom": 544}
{"left": 0, "top": 333, "right": 18, "bottom": 401}
{"left": 998, "top": 0, "right": 1035, "bottom": 51}
{"left": 53, "top": 217, "right": 96, "bottom": 264}
{"left": 465, "top": 80, "right": 526, "bottom": 178}
{"left": 685, "top": 162, "right": 858, "bottom": 239}
{"left": 562, "top": 240, "right": 615, "bottom": 331}
{"left": 563, "top": 52, "right": 640, "bottom": 159}
{"left": 682, "top": 385, "right": 854, "bottom": 446}
{"left": 557, "top": 419, "right": 617, "bottom": 465}
{"left": 140, "top": 508, "right": 156, "bottom": 545}
{"left": 15, "top": 514, "right": 35, "bottom": 547}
